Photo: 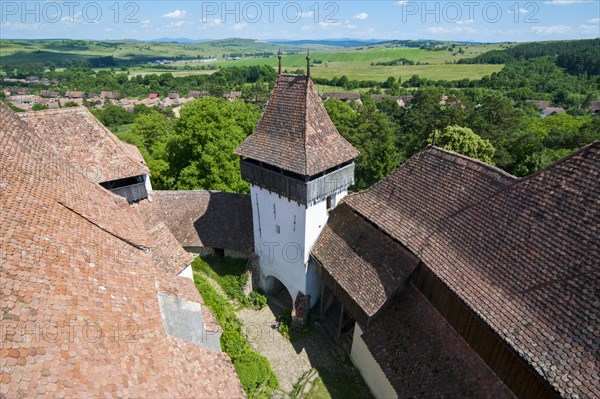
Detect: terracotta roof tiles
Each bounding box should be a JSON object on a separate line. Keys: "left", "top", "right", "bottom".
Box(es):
{"left": 361, "top": 285, "right": 516, "bottom": 398}
{"left": 136, "top": 191, "right": 254, "bottom": 253}
{"left": 312, "top": 203, "right": 419, "bottom": 317}
{"left": 0, "top": 102, "right": 244, "bottom": 397}
{"left": 236, "top": 74, "right": 358, "bottom": 176}
{"left": 321, "top": 143, "right": 599, "bottom": 399}
{"left": 18, "top": 107, "right": 149, "bottom": 183}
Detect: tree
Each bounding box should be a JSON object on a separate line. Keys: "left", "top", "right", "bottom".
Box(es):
{"left": 353, "top": 103, "right": 400, "bottom": 188}
{"left": 91, "top": 105, "right": 134, "bottom": 126}
{"left": 131, "top": 111, "right": 171, "bottom": 150}
{"left": 432, "top": 126, "right": 496, "bottom": 164}
{"left": 169, "top": 98, "right": 260, "bottom": 193}
{"left": 326, "top": 99, "right": 400, "bottom": 189}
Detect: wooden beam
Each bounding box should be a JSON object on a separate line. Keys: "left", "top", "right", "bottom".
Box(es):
{"left": 337, "top": 303, "right": 344, "bottom": 342}
{"left": 319, "top": 280, "right": 325, "bottom": 320}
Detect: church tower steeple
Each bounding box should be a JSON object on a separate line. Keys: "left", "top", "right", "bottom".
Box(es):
{"left": 235, "top": 67, "right": 358, "bottom": 309}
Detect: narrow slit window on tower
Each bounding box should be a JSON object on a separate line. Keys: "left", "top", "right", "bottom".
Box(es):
{"left": 273, "top": 204, "right": 276, "bottom": 219}
{"left": 275, "top": 224, "right": 281, "bottom": 234}
{"left": 326, "top": 195, "right": 333, "bottom": 210}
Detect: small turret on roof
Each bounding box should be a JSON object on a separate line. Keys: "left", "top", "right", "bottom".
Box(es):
{"left": 235, "top": 73, "right": 358, "bottom": 176}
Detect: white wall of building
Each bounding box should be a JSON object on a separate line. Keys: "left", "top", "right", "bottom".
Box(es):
{"left": 251, "top": 185, "right": 307, "bottom": 303}
{"left": 144, "top": 173, "right": 153, "bottom": 192}
{"left": 350, "top": 324, "right": 398, "bottom": 399}
{"left": 178, "top": 263, "right": 194, "bottom": 280}
{"left": 250, "top": 181, "right": 350, "bottom": 308}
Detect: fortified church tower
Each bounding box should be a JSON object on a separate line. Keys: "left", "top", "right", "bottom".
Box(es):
{"left": 235, "top": 52, "right": 359, "bottom": 309}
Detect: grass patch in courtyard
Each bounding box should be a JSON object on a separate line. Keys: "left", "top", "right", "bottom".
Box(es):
{"left": 193, "top": 272, "right": 278, "bottom": 398}
{"left": 305, "top": 368, "right": 371, "bottom": 399}
{"left": 193, "top": 256, "right": 267, "bottom": 309}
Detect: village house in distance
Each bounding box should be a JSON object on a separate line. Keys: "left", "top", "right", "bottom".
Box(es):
{"left": 1, "top": 54, "right": 598, "bottom": 398}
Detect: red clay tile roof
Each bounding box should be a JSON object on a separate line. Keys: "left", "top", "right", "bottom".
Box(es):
{"left": 415, "top": 143, "right": 600, "bottom": 399}
{"left": 346, "top": 145, "right": 516, "bottom": 250}
{"left": 322, "top": 92, "right": 361, "bottom": 101}
{"left": 312, "top": 203, "right": 419, "bottom": 317}
{"left": 236, "top": 74, "right": 359, "bottom": 176}
{"left": 148, "top": 222, "right": 195, "bottom": 275}
{"left": 328, "top": 144, "right": 599, "bottom": 399}
{"left": 361, "top": 285, "right": 516, "bottom": 398}
{"left": 0, "top": 102, "right": 244, "bottom": 397}
{"left": 542, "top": 106, "right": 566, "bottom": 116}
{"left": 18, "top": 107, "right": 149, "bottom": 183}
{"left": 136, "top": 190, "right": 254, "bottom": 253}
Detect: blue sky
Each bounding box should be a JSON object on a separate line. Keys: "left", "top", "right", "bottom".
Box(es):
{"left": 1, "top": 1, "right": 598, "bottom": 42}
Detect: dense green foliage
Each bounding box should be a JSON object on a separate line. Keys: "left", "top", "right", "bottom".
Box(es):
{"left": 325, "top": 99, "right": 401, "bottom": 189}
{"left": 324, "top": 88, "right": 599, "bottom": 180}
{"left": 192, "top": 256, "right": 267, "bottom": 310}
{"left": 432, "top": 126, "right": 495, "bottom": 164}
{"left": 119, "top": 97, "right": 260, "bottom": 192}
{"left": 459, "top": 39, "right": 599, "bottom": 76}
{"left": 192, "top": 268, "right": 278, "bottom": 397}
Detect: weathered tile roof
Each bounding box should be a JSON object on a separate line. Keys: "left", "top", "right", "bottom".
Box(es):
{"left": 322, "top": 92, "right": 361, "bottom": 101}
{"left": 18, "top": 107, "right": 149, "bottom": 183}
{"left": 542, "top": 106, "right": 566, "bottom": 116}
{"left": 322, "top": 144, "right": 600, "bottom": 399}
{"left": 0, "top": 103, "right": 244, "bottom": 397}
{"left": 312, "top": 203, "right": 419, "bottom": 317}
{"left": 416, "top": 143, "right": 600, "bottom": 399}
{"left": 136, "top": 190, "right": 254, "bottom": 253}
{"left": 148, "top": 222, "right": 195, "bottom": 275}
{"left": 236, "top": 74, "right": 359, "bottom": 176}
{"left": 346, "top": 146, "right": 516, "bottom": 250}
{"left": 361, "top": 285, "right": 516, "bottom": 398}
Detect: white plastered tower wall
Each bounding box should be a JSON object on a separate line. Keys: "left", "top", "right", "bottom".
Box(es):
{"left": 251, "top": 184, "right": 349, "bottom": 307}
{"left": 235, "top": 66, "right": 359, "bottom": 311}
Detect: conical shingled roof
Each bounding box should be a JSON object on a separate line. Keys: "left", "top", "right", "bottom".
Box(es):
{"left": 235, "top": 74, "right": 359, "bottom": 176}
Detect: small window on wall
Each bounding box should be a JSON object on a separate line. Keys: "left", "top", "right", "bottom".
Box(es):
{"left": 275, "top": 224, "right": 281, "bottom": 234}
{"left": 215, "top": 248, "right": 225, "bottom": 257}
{"left": 326, "top": 195, "right": 334, "bottom": 210}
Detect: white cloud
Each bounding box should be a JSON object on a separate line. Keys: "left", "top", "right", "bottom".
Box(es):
{"left": 544, "top": 0, "right": 591, "bottom": 4}
{"left": 140, "top": 19, "right": 150, "bottom": 27}
{"left": 394, "top": 0, "right": 408, "bottom": 5}
{"left": 201, "top": 18, "right": 224, "bottom": 27}
{"left": 531, "top": 25, "right": 573, "bottom": 34}
{"left": 353, "top": 12, "right": 368, "bottom": 20}
{"left": 456, "top": 19, "right": 475, "bottom": 25}
{"left": 170, "top": 20, "right": 191, "bottom": 27}
{"left": 301, "top": 11, "right": 314, "bottom": 18}
{"left": 162, "top": 10, "right": 187, "bottom": 19}
{"left": 425, "top": 26, "right": 478, "bottom": 34}
{"left": 233, "top": 23, "right": 247, "bottom": 31}
{"left": 580, "top": 24, "right": 599, "bottom": 33}
{"left": 319, "top": 21, "right": 341, "bottom": 28}
{"left": 586, "top": 18, "right": 600, "bottom": 24}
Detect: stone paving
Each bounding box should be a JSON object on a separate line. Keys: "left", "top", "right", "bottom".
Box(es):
{"left": 237, "top": 303, "right": 340, "bottom": 393}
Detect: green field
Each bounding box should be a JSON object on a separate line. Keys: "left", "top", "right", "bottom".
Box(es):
{"left": 0, "top": 38, "right": 506, "bottom": 82}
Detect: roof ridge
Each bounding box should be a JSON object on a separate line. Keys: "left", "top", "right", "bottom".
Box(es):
{"left": 427, "top": 145, "right": 517, "bottom": 180}
{"left": 509, "top": 140, "right": 599, "bottom": 185}
{"left": 303, "top": 75, "right": 310, "bottom": 177}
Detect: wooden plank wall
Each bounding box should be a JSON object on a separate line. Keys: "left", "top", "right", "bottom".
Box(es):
{"left": 412, "top": 264, "right": 559, "bottom": 399}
